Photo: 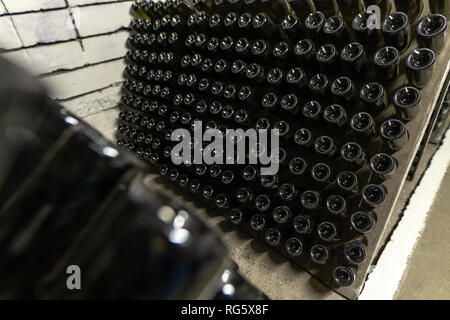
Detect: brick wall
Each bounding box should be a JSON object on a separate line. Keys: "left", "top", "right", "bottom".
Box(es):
{"left": 0, "top": 0, "right": 137, "bottom": 140}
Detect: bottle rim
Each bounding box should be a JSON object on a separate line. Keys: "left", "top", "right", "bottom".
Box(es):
{"left": 326, "top": 195, "right": 347, "bottom": 215}
{"left": 289, "top": 157, "right": 307, "bottom": 175}
{"left": 323, "top": 15, "right": 344, "bottom": 34}
{"left": 310, "top": 244, "right": 330, "bottom": 264}
{"left": 262, "top": 92, "right": 278, "bottom": 109}
{"left": 250, "top": 213, "right": 266, "bottom": 231}
{"left": 281, "top": 93, "right": 298, "bottom": 110}
{"left": 331, "top": 77, "right": 353, "bottom": 95}
{"left": 380, "top": 119, "right": 406, "bottom": 140}
{"left": 382, "top": 11, "right": 409, "bottom": 34}
{"left": 265, "top": 228, "right": 281, "bottom": 246}
{"left": 303, "top": 100, "right": 322, "bottom": 118}
{"left": 352, "top": 11, "right": 373, "bottom": 31}
{"left": 293, "top": 215, "right": 312, "bottom": 234}
{"left": 393, "top": 86, "right": 421, "bottom": 109}
{"left": 255, "top": 194, "right": 271, "bottom": 211}
{"left": 316, "top": 44, "right": 337, "bottom": 62}
{"left": 337, "top": 171, "right": 358, "bottom": 191}
{"left": 238, "top": 12, "right": 252, "bottom": 28}
{"left": 294, "top": 39, "right": 315, "bottom": 56}
{"left": 268, "top": 68, "right": 284, "bottom": 84}
{"left": 208, "top": 13, "right": 221, "bottom": 28}
{"left": 282, "top": 13, "right": 299, "bottom": 30}
{"left": 314, "top": 135, "right": 334, "bottom": 154}
{"left": 227, "top": 208, "right": 243, "bottom": 224}
{"left": 370, "top": 153, "right": 395, "bottom": 175}
{"left": 305, "top": 11, "right": 325, "bottom": 30}
{"left": 286, "top": 67, "right": 305, "bottom": 84}
{"left": 273, "top": 41, "right": 289, "bottom": 57}
{"left": 374, "top": 46, "right": 399, "bottom": 66}
{"left": 253, "top": 12, "right": 268, "bottom": 29}
{"left": 273, "top": 206, "right": 292, "bottom": 224}
{"left": 361, "top": 184, "right": 387, "bottom": 206}
{"left": 317, "top": 221, "right": 337, "bottom": 241}
{"left": 333, "top": 266, "right": 355, "bottom": 287}
{"left": 294, "top": 128, "right": 312, "bottom": 146}
{"left": 343, "top": 241, "right": 367, "bottom": 265}
{"left": 311, "top": 163, "right": 331, "bottom": 182}
{"left": 350, "top": 211, "right": 374, "bottom": 233}
{"left": 417, "top": 14, "right": 447, "bottom": 38}
{"left": 360, "top": 82, "right": 385, "bottom": 103}
{"left": 351, "top": 112, "right": 373, "bottom": 132}
{"left": 285, "top": 237, "right": 303, "bottom": 256}
{"left": 341, "top": 42, "right": 364, "bottom": 62}
{"left": 301, "top": 190, "right": 321, "bottom": 209}
{"left": 406, "top": 48, "right": 436, "bottom": 71}
{"left": 309, "top": 74, "right": 329, "bottom": 90}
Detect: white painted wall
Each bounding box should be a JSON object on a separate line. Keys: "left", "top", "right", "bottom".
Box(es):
{"left": 0, "top": 0, "right": 135, "bottom": 128}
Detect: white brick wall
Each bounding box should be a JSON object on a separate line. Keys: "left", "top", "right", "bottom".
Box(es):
{"left": 2, "top": 0, "right": 66, "bottom": 13}
{"left": 0, "top": 0, "right": 135, "bottom": 134}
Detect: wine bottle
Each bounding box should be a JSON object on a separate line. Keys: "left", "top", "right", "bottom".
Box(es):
{"left": 323, "top": 15, "right": 351, "bottom": 48}
{"left": 250, "top": 213, "right": 267, "bottom": 233}
{"left": 370, "top": 153, "right": 397, "bottom": 178}
{"left": 374, "top": 46, "right": 400, "bottom": 83}
{"left": 226, "top": 208, "right": 244, "bottom": 225}
{"left": 352, "top": 11, "right": 382, "bottom": 52}
{"left": 359, "top": 82, "right": 388, "bottom": 115}
{"left": 309, "top": 74, "right": 330, "bottom": 97}
{"left": 333, "top": 265, "right": 355, "bottom": 287}
{"left": 264, "top": 228, "right": 283, "bottom": 247}
{"left": 272, "top": 206, "right": 293, "bottom": 224}
{"left": 326, "top": 194, "right": 347, "bottom": 216}
{"left": 300, "top": 190, "right": 322, "bottom": 210}
{"left": 317, "top": 221, "right": 339, "bottom": 242}
{"left": 289, "top": 157, "right": 308, "bottom": 176}
{"left": 361, "top": 184, "right": 386, "bottom": 207}
{"left": 406, "top": 48, "right": 436, "bottom": 88}
{"left": 416, "top": 14, "right": 448, "bottom": 55}
{"left": 282, "top": 13, "right": 307, "bottom": 40}
{"left": 294, "top": 128, "right": 313, "bottom": 147}
{"left": 293, "top": 215, "right": 315, "bottom": 234}
{"left": 381, "top": 12, "right": 411, "bottom": 54}
{"left": 393, "top": 86, "right": 421, "bottom": 120}
{"left": 330, "top": 77, "right": 355, "bottom": 106}
{"left": 304, "top": 11, "right": 326, "bottom": 38}
{"left": 343, "top": 241, "right": 367, "bottom": 265}
{"left": 311, "top": 163, "right": 332, "bottom": 183}
{"left": 285, "top": 237, "right": 304, "bottom": 257}
{"left": 252, "top": 12, "right": 278, "bottom": 37}
{"left": 379, "top": 118, "right": 408, "bottom": 150}
{"left": 316, "top": 44, "right": 339, "bottom": 74}
{"left": 350, "top": 112, "right": 376, "bottom": 138}
{"left": 341, "top": 142, "right": 367, "bottom": 168}
{"left": 310, "top": 244, "right": 331, "bottom": 264}
{"left": 280, "top": 93, "right": 301, "bottom": 114}
{"left": 294, "top": 39, "right": 316, "bottom": 67}
{"left": 266, "top": 68, "right": 284, "bottom": 88}
{"left": 336, "top": 171, "right": 359, "bottom": 193}
{"left": 341, "top": 42, "right": 366, "bottom": 78}
{"left": 350, "top": 211, "right": 375, "bottom": 233}
{"left": 286, "top": 67, "right": 307, "bottom": 91}
{"left": 314, "top": 136, "right": 337, "bottom": 157}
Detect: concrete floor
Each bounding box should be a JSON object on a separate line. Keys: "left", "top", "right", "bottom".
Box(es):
{"left": 395, "top": 169, "right": 450, "bottom": 300}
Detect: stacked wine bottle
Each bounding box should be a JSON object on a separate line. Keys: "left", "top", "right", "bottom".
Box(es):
{"left": 118, "top": 0, "right": 448, "bottom": 291}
